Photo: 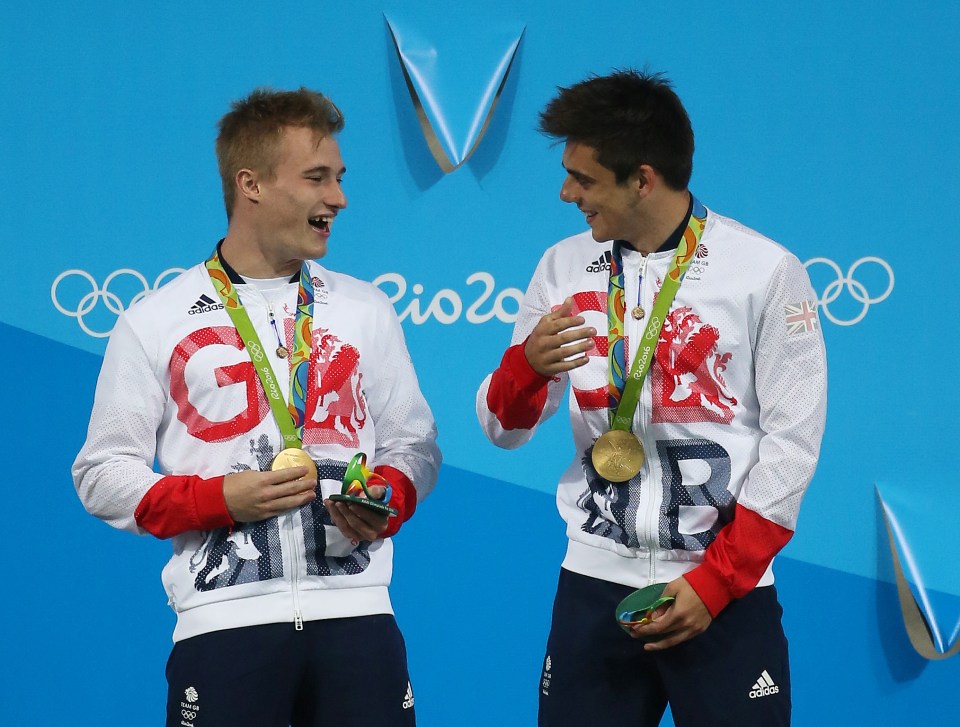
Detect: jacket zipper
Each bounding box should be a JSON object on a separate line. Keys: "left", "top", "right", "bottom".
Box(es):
{"left": 287, "top": 511, "right": 304, "bottom": 630}
{"left": 634, "top": 254, "right": 658, "bottom": 585}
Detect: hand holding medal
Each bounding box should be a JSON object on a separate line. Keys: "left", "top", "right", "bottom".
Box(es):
{"left": 206, "top": 252, "right": 326, "bottom": 515}
{"left": 615, "top": 583, "right": 676, "bottom": 633}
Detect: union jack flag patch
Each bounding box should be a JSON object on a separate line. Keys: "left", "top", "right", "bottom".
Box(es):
{"left": 785, "top": 301, "right": 819, "bottom": 335}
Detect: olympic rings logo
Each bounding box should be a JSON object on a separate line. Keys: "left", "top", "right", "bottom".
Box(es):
{"left": 644, "top": 316, "right": 662, "bottom": 340}
{"left": 246, "top": 339, "right": 265, "bottom": 363}
{"left": 51, "top": 257, "right": 894, "bottom": 338}
{"left": 51, "top": 268, "right": 185, "bottom": 338}
{"left": 182, "top": 709, "right": 197, "bottom": 720}
{"left": 804, "top": 257, "right": 894, "bottom": 326}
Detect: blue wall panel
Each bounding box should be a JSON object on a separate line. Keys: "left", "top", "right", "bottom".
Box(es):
{"left": 2, "top": 1, "right": 958, "bottom": 722}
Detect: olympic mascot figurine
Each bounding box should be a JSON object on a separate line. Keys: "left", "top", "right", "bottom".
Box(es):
{"left": 330, "top": 453, "right": 399, "bottom": 517}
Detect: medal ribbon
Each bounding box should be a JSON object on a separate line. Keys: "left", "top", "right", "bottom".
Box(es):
{"left": 607, "top": 197, "right": 707, "bottom": 431}
{"left": 205, "top": 252, "right": 314, "bottom": 448}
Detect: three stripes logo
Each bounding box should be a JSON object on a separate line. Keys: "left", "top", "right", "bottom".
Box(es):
{"left": 402, "top": 681, "right": 415, "bottom": 710}
{"left": 188, "top": 293, "right": 224, "bottom": 315}
{"left": 586, "top": 250, "right": 612, "bottom": 273}
{"left": 748, "top": 670, "right": 780, "bottom": 699}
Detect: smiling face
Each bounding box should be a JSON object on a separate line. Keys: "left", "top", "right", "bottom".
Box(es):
{"left": 253, "top": 125, "right": 347, "bottom": 267}
{"left": 559, "top": 141, "right": 643, "bottom": 244}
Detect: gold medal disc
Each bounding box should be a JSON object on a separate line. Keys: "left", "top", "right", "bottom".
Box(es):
{"left": 591, "top": 430, "right": 644, "bottom": 482}
{"left": 631, "top": 306, "right": 645, "bottom": 320}
{"left": 271, "top": 448, "right": 318, "bottom": 480}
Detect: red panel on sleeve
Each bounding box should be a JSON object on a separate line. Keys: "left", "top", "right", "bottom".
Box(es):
{"left": 485, "top": 341, "right": 552, "bottom": 430}
{"left": 376, "top": 465, "right": 417, "bottom": 538}
{"left": 134, "top": 474, "right": 234, "bottom": 539}
{"left": 683, "top": 503, "right": 793, "bottom": 617}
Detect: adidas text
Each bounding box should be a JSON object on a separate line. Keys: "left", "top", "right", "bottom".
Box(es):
{"left": 189, "top": 303, "right": 223, "bottom": 315}
{"left": 586, "top": 251, "right": 612, "bottom": 273}
{"left": 189, "top": 294, "right": 223, "bottom": 315}
{"left": 749, "top": 670, "right": 779, "bottom": 699}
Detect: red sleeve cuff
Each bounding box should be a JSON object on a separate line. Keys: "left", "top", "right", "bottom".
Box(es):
{"left": 682, "top": 566, "right": 734, "bottom": 618}
{"left": 375, "top": 465, "right": 417, "bottom": 539}
{"left": 134, "top": 474, "right": 234, "bottom": 539}
{"left": 504, "top": 340, "right": 553, "bottom": 393}
{"left": 485, "top": 341, "right": 552, "bottom": 430}
{"left": 682, "top": 503, "right": 794, "bottom": 618}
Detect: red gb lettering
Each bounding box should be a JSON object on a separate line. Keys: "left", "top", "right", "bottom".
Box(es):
{"left": 169, "top": 326, "right": 270, "bottom": 442}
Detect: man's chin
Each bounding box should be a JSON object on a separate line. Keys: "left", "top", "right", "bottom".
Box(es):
{"left": 306, "top": 241, "right": 328, "bottom": 260}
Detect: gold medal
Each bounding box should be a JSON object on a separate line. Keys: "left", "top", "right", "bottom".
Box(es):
{"left": 631, "top": 306, "right": 645, "bottom": 320}
{"left": 271, "top": 448, "right": 317, "bottom": 480}
{"left": 591, "top": 430, "right": 644, "bottom": 482}
{"left": 276, "top": 346, "right": 289, "bottom": 359}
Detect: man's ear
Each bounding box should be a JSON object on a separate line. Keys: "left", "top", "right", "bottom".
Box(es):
{"left": 634, "top": 164, "right": 658, "bottom": 199}
{"left": 236, "top": 168, "right": 261, "bottom": 203}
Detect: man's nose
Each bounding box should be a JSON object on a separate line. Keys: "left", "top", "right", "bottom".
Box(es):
{"left": 559, "top": 177, "right": 577, "bottom": 203}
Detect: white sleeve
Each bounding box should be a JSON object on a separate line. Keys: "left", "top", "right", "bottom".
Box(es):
{"left": 743, "top": 253, "right": 828, "bottom": 528}
{"left": 72, "top": 313, "right": 164, "bottom": 534}
{"left": 367, "top": 298, "right": 441, "bottom": 501}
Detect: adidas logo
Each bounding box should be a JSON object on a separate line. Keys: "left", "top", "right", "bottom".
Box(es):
{"left": 188, "top": 294, "right": 224, "bottom": 315}
{"left": 748, "top": 670, "right": 780, "bottom": 699}
{"left": 402, "top": 681, "right": 414, "bottom": 710}
{"left": 586, "top": 250, "right": 612, "bottom": 273}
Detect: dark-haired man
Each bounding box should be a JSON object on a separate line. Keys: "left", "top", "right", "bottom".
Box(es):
{"left": 477, "top": 70, "right": 825, "bottom": 725}
{"left": 74, "top": 87, "right": 440, "bottom": 726}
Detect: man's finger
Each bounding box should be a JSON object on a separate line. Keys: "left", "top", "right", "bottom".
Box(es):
{"left": 546, "top": 313, "right": 586, "bottom": 335}
{"left": 263, "top": 466, "right": 311, "bottom": 484}
{"left": 557, "top": 326, "right": 597, "bottom": 346}
{"left": 644, "top": 632, "right": 687, "bottom": 651}
{"left": 325, "top": 499, "right": 383, "bottom": 541}
{"left": 269, "top": 491, "right": 318, "bottom": 515}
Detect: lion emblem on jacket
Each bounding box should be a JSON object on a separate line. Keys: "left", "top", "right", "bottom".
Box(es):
{"left": 652, "top": 306, "right": 736, "bottom": 424}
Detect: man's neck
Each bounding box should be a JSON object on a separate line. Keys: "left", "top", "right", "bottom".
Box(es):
{"left": 220, "top": 230, "right": 300, "bottom": 279}
{"left": 623, "top": 190, "right": 691, "bottom": 254}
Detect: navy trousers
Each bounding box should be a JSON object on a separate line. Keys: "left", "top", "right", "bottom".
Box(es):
{"left": 166, "top": 615, "right": 416, "bottom": 727}
{"left": 539, "top": 569, "right": 791, "bottom": 726}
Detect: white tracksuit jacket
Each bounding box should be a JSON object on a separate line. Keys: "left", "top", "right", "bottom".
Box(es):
{"left": 477, "top": 208, "right": 826, "bottom": 615}
{"left": 74, "top": 258, "right": 440, "bottom": 641}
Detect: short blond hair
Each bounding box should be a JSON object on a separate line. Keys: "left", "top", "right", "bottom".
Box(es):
{"left": 216, "top": 87, "right": 344, "bottom": 219}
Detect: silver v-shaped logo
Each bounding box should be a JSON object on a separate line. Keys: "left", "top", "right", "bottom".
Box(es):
{"left": 385, "top": 13, "right": 525, "bottom": 173}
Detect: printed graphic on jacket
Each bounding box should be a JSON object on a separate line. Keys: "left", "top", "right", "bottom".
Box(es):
{"left": 656, "top": 438, "right": 736, "bottom": 550}
{"left": 565, "top": 290, "right": 608, "bottom": 411}
{"left": 652, "top": 307, "right": 737, "bottom": 424}
{"left": 169, "top": 326, "right": 367, "bottom": 447}
{"left": 189, "top": 436, "right": 372, "bottom": 592}
{"left": 578, "top": 446, "right": 641, "bottom": 547}
{"left": 303, "top": 328, "right": 366, "bottom": 448}
{"left": 577, "top": 438, "right": 736, "bottom": 551}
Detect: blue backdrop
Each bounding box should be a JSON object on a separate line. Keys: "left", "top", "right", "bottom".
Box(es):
{"left": 3, "top": 1, "right": 959, "bottom": 724}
